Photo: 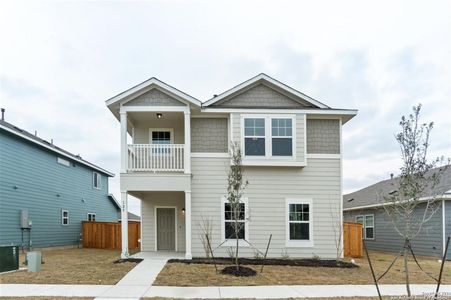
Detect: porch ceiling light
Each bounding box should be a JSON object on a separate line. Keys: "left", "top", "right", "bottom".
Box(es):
{"left": 182, "top": 208, "right": 185, "bottom": 214}
{"left": 156, "top": 113, "right": 163, "bottom": 119}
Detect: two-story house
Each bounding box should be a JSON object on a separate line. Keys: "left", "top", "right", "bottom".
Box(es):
{"left": 106, "top": 74, "right": 357, "bottom": 259}
{"left": 0, "top": 116, "right": 120, "bottom": 248}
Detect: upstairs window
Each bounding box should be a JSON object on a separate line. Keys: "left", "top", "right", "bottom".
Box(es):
{"left": 244, "top": 118, "right": 265, "bottom": 156}
{"left": 93, "top": 172, "right": 101, "bottom": 189}
{"left": 151, "top": 131, "right": 171, "bottom": 145}
{"left": 272, "top": 118, "right": 293, "bottom": 156}
{"left": 243, "top": 115, "right": 295, "bottom": 158}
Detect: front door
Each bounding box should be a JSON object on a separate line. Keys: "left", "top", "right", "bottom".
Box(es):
{"left": 156, "top": 208, "right": 176, "bottom": 251}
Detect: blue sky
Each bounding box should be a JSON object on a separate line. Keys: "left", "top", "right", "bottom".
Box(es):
{"left": 1, "top": 0, "right": 450, "bottom": 215}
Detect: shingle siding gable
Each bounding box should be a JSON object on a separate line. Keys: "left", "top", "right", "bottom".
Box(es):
{"left": 124, "top": 88, "right": 185, "bottom": 106}
{"left": 211, "top": 84, "right": 309, "bottom": 108}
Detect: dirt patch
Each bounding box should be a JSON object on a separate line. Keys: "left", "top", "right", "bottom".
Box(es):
{"left": 220, "top": 265, "right": 257, "bottom": 277}
{"left": 169, "top": 257, "right": 356, "bottom": 268}
{"left": 154, "top": 251, "right": 451, "bottom": 286}
{"left": 0, "top": 248, "right": 138, "bottom": 285}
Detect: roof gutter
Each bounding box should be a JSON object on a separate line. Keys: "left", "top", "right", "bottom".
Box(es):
{"left": 343, "top": 194, "right": 451, "bottom": 212}
{"left": 0, "top": 124, "right": 115, "bottom": 177}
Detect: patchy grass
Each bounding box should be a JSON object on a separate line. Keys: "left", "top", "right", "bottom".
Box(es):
{"left": 143, "top": 298, "right": 381, "bottom": 300}
{"left": 0, "top": 248, "right": 138, "bottom": 285}
{"left": 153, "top": 251, "right": 450, "bottom": 286}
{"left": 0, "top": 298, "right": 93, "bottom": 300}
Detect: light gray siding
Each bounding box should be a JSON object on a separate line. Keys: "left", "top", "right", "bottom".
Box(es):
{"left": 140, "top": 192, "right": 185, "bottom": 252}
{"left": 307, "top": 119, "right": 340, "bottom": 154}
{"left": 132, "top": 115, "right": 184, "bottom": 144}
{"left": 191, "top": 118, "right": 228, "bottom": 153}
{"left": 343, "top": 203, "right": 443, "bottom": 257}
{"left": 124, "top": 88, "right": 185, "bottom": 106}
{"left": 212, "top": 84, "right": 308, "bottom": 108}
{"left": 190, "top": 157, "right": 341, "bottom": 258}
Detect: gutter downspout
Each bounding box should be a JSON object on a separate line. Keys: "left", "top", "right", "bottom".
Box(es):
{"left": 443, "top": 200, "right": 446, "bottom": 257}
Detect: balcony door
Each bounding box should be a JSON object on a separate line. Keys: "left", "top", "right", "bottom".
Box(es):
{"left": 150, "top": 128, "right": 174, "bottom": 145}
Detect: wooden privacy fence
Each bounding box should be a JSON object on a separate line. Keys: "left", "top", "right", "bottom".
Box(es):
{"left": 82, "top": 221, "right": 140, "bottom": 250}
{"left": 343, "top": 222, "right": 363, "bottom": 258}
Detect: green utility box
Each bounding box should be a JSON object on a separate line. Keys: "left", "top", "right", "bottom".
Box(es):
{"left": 0, "top": 245, "right": 19, "bottom": 273}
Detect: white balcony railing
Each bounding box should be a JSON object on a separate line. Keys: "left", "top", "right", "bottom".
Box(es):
{"left": 127, "top": 144, "right": 185, "bottom": 172}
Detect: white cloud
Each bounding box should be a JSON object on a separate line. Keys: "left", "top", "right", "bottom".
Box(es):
{"left": 0, "top": 0, "right": 450, "bottom": 214}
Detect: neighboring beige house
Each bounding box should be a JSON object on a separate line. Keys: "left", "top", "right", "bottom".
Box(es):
{"left": 106, "top": 73, "right": 357, "bottom": 259}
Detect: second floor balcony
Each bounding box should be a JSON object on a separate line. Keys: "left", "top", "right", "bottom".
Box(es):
{"left": 127, "top": 143, "right": 185, "bottom": 172}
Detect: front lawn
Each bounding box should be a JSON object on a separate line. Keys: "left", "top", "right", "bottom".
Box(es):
{"left": 153, "top": 251, "right": 450, "bottom": 286}
{"left": 0, "top": 248, "right": 138, "bottom": 285}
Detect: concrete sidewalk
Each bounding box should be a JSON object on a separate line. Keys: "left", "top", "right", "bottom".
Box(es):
{"left": 1, "top": 284, "right": 450, "bottom": 299}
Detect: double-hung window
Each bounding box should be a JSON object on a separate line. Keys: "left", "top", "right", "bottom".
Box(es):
{"left": 244, "top": 118, "right": 265, "bottom": 156}
{"left": 272, "top": 118, "right": 293, "bottom": 156}
{"left": 356, "top": 215, "right": 374, "bottom": 239}
{"left": 150, "top": 129, "right": 173, "bottom": 155}
{"left": 243, "top": 115, "right": 295, "bottom": 158}
{"left": 62, "top": 210, "right": 69, "bottom": 226}
{"left": 221, "top": 198, "right": 248, "bottom": 246}
{"left": 286, "top": 199, "right": 313, "bottom": 247}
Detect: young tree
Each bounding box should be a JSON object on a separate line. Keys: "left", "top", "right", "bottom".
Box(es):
{"left": 226, "top": 142, "right": 248, "bottom": 271}
{"left": 382, "top": 104, "right": 447, "bottom": 296}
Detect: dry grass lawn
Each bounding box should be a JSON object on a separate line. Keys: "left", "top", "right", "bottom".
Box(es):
{"left": 0, "top": 298, "right": 93, "bottom": 300}
{"left": 0, "top": 248, "right": 138, "bottom": 285}
{"left": 144, "top": 298, "right": 380, "bottom": 300}
{"left": 153, "top": 251, "right": 451, "bottom": 286}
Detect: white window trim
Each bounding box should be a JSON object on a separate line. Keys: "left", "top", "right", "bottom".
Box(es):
{"left": 87, "top": 212, "right": 96, "bottom": 221}
{"left": 57, "top": 157, "right": 70, "bottom": 167}
{"left": 285, "top": 198, "right": 314, "bottom": 247}
{"left": 61, "top": 210, "right": 69, "bottom": 226}
{"left": 93, "top": 172, "right": 101, "bottom": 190}
{"left": 154, "top": 206, "right": 178, "bottom": 252}
{"left": 220, "top": 197, "right": 249, "bottom": 247}
{"left": 356, "top": 214, "right": 375, "bottom": 240}
{"left": 241, "top": 114, "right": 296, "bottom": 161}
{"left": 149, "top": 128, "right": 174, "bottom": 144}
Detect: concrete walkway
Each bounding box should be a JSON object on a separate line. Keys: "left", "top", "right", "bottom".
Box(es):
{"left": 1, "top": 284, "right": 450, "bottom": 299}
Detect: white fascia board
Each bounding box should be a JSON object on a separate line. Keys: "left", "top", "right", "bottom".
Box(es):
{"left": 120, "top": 106, "right": 190, "bottom": 113}
{"left": 202, "top": 73, "right": 329, "bottom": 108}
{"left": 1, "top": 124, "right": 115, "bottom": 177}
{"left": 106, "top": 77, "right": 202, "bottom": 108}
{"left": 343, "top": 194, "right": 451, "bottom": 212}
{"left": 201, "top": 107, "right": 358, "bottom": 115}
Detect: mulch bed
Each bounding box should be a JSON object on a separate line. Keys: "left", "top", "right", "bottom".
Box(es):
{"left": 221, "top": 265, "right": 257, "bottom": 277}
{"left": 113, "top": 258, "right": 143, "bottom": 264}
{"left": 168, "top": 257, "right": 357, "bottom": 268}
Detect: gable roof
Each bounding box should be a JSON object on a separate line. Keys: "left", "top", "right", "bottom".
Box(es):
{"left": 343, "top": 165, "right": 451, "bottom": 211}
{"left": 0, "top": 120, "right": 114, "bottom": 177}
{"left": 203, "top": 73, "right": 330, "bottom": 109}
{"left": 118, "top": 212, "right": 141, "bottom": 222}
{"left": 108, "top": 194, "right": 121, "bottom": 210}
{"left": 106, "top": 77, "right": 202, "bottom": 120}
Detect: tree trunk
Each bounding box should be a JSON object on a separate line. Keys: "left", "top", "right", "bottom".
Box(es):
{"left": 235, "top": 219, "right": 239, "bottom": 271}
{"left": 404, "top": 240, "right": 411, "bottom": 297}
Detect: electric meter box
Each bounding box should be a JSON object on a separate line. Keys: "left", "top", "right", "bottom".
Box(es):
{"left": 21, "top": 210, "right": 30, "bottom": 229}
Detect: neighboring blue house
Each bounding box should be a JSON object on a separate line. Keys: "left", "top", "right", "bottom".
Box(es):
{"left": 343, "top": 166, "right": 451, "bottom": 259}
{"left": 0, "top": 116, "right": 120, "bottom": 248}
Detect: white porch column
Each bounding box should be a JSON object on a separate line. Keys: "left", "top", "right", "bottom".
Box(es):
{"left": 185, "top": 190, "right": 192, "bottom": 259}
{"left": 120, "top": 111, "right": 128, "bottom": 173}
{"left": 184, "top": 110, "right": 191, "bottom": 174}
{"left": 121, "top": 191, "right": 129, "bottom": 258}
